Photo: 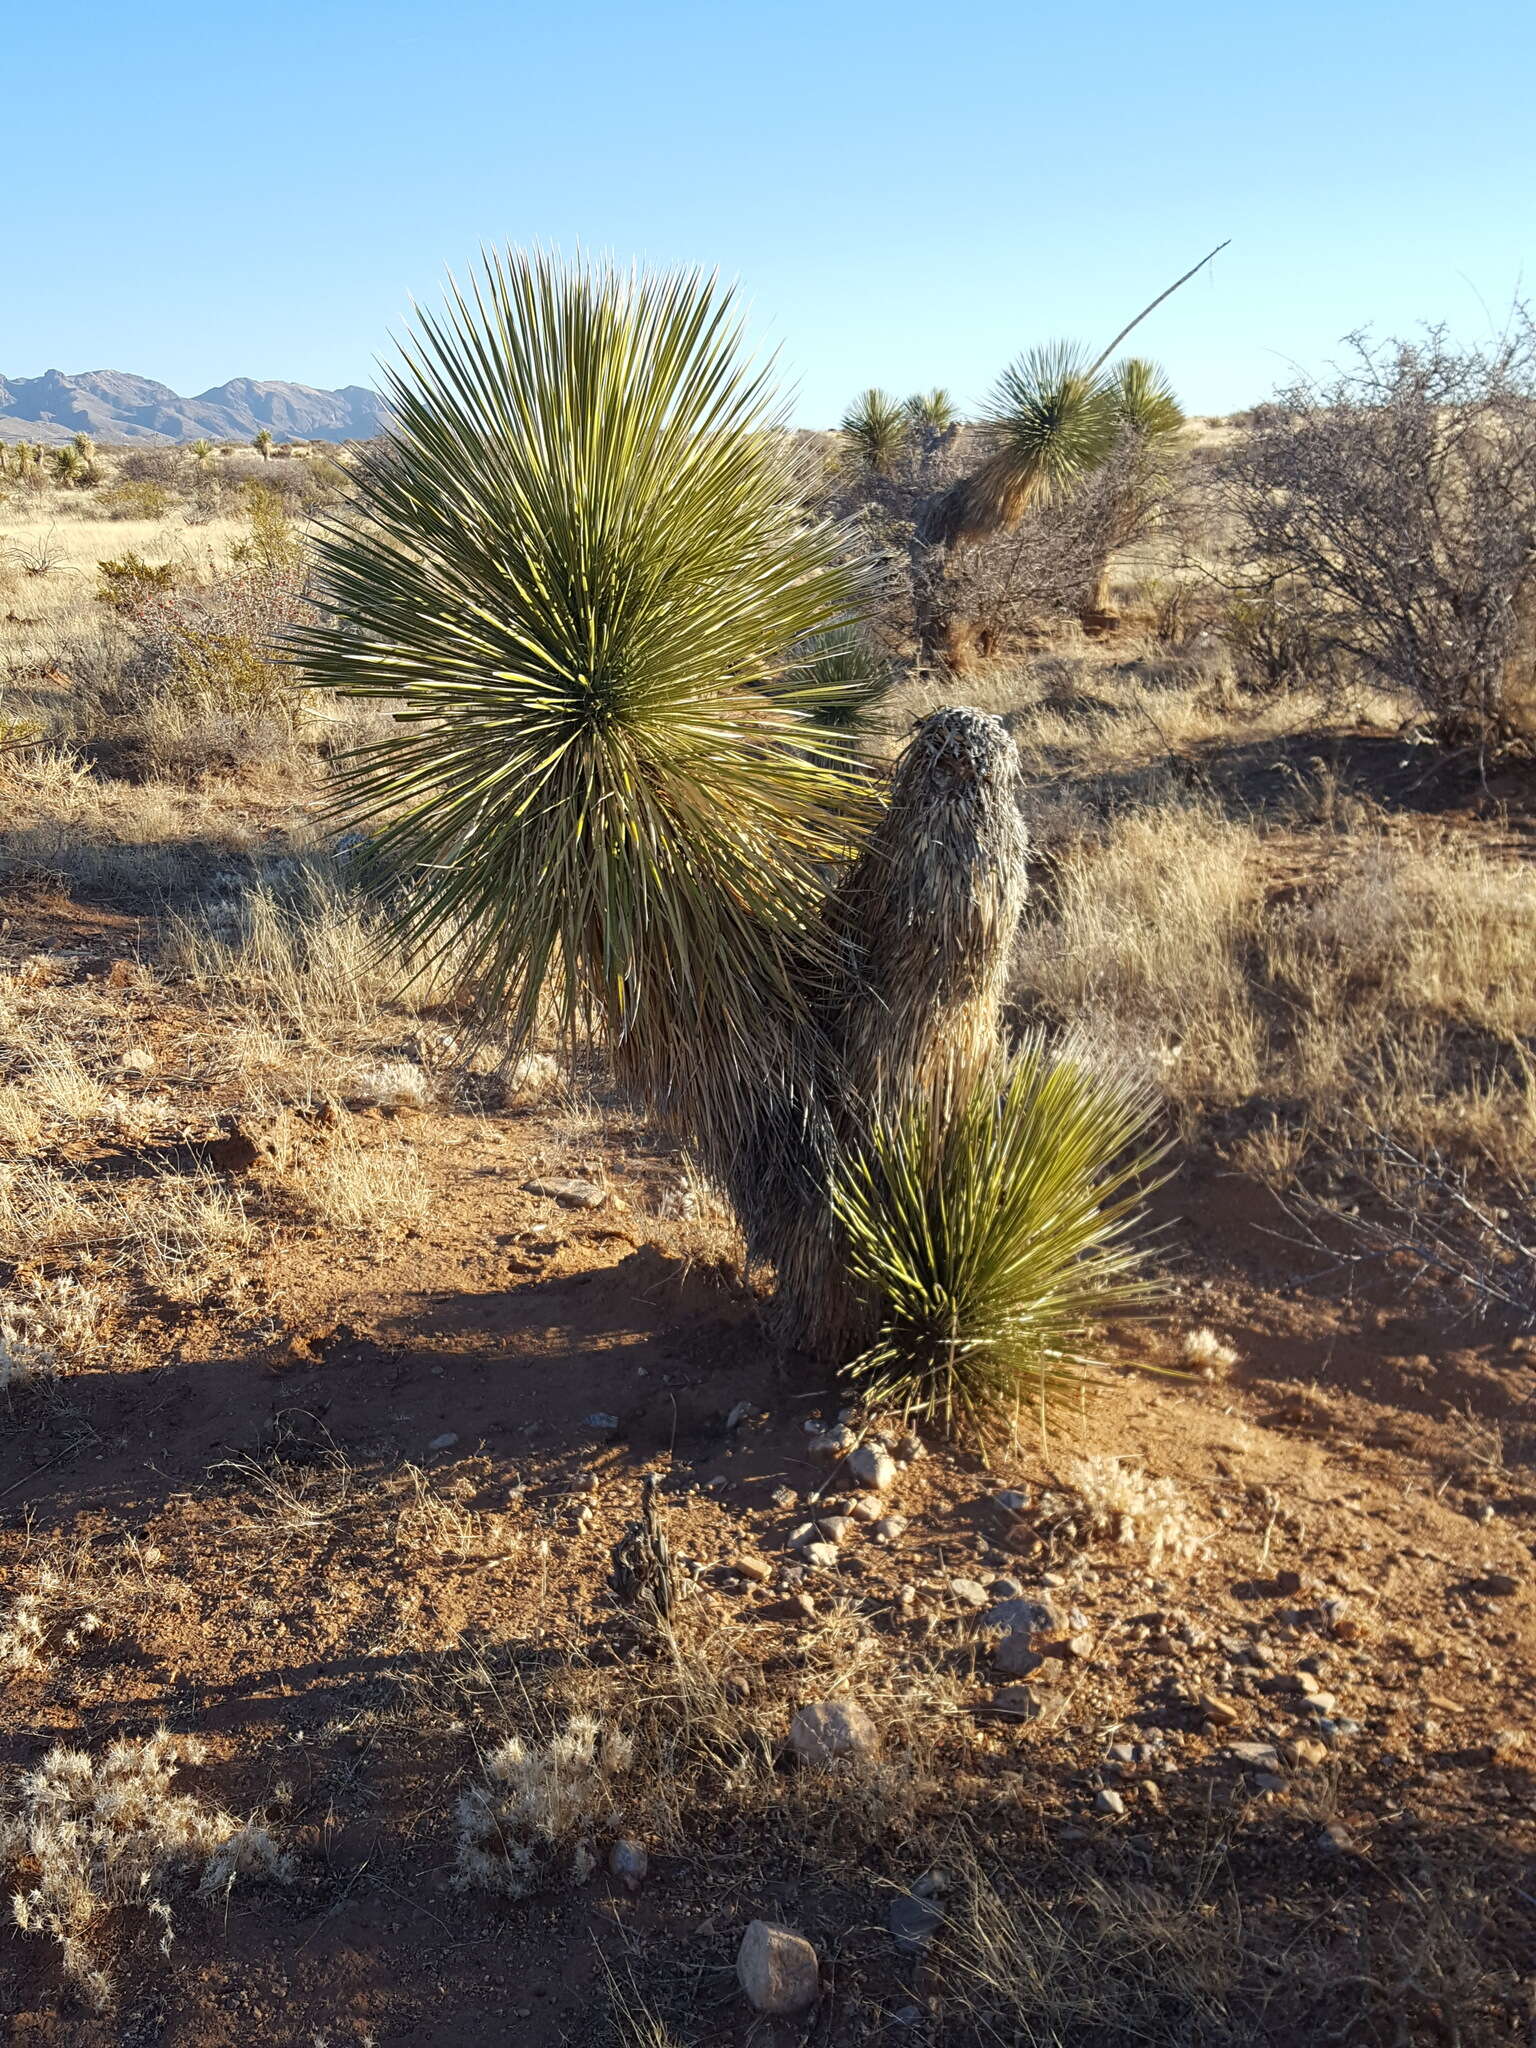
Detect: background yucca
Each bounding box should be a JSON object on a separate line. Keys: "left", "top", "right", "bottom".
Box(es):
{"left": 834, "top": 1044, "right": 1166, "bottom": 1432}
{"left": 840, "top": 387, "right": 911, "bottom": 475}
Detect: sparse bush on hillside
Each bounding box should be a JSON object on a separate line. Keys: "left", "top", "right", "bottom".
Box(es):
{"left": 1225, "top": 317, "right": 1536, "bottom": 750}
{"left": 95, "top": 550, "right": 180, "bottom": 613}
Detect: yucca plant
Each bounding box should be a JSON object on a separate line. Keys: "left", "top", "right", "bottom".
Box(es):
{"left": 301, "top": 249, "right": 1160, "bottom": 1385}
{"left": 835, "top": 1043, "right": 1165, "bottom": 1432}
{"left": 840, "top": 387, "right": 910, "bottom": 475}
{"left": 779, "top": 626, "right": 895, "bottom": 734}
{"left": 904, "top": 387, "right": 959, "bottom": 434}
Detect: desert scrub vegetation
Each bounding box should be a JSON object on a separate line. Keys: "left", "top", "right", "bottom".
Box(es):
{"left": 0, "top": 1731, "right": 290, "bottom": 2010}
{"left": 297, "top": 246, "right": 1165, "bottom": 1421}
{"left": 1222, "top": 314, "right": 1536, "bottom": 754}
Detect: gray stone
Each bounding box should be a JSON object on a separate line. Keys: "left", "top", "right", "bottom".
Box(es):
{"left": 894, "top": 1432, "right": 925, "bottom": 1462}
{"left": 428, "top": 1431, "right": 459, "bottom": 1452}
{"left": 584, "top": 1412, "right": 619, "bottom": 1432}
{"left": 1094, "top": 1788, "right": 1126, "bottom": 1816}
{"left": 984, "top": 1595, "right": 1057, "bottom": 1635}
{"left": 802, "top": 1541, "right": 839, "bottom": 1570}
{"left": 848, "top": 1444, "right": 898, "bottom": 1491}
{"left": 808, "top": 1424, "right": 858, "bottom": 1464}
{"left": 994, "top": 1488, "right": 1031, "bottom": 1514}
{"left": 790, "top": 1700, "right": 880, "bottom": 1765}
{"left": 608, "top": 1838, "right": 648, "bottom": 1889}
{"left": 993, "top": 1635, "right": 1045, "bottom": 1677}
{"left": 888, "top": 1890, "right": 944, "bottom": 1954}
{"left": 734, "top": 1555, "right": 773, "bottom": 1585}
{"left": 1225, "top": 1742, "right": 1281, "bottom": 1771}
{"left": 988, "top": 1576, "right": 1027, "bottom": 1599}
{"left": 872, "top": 1515, "right": 908, "bottom": 1543}
{"left": 737, "top": 1920, "right": 820, "bottom": 2014}
{"left": 991, "top": 1684, "right": 1041, "bottom": 1719}
{"left": 949, "top": 1577, "right": 989, "bottom": 1608}
{"left": 787, "top": 1522, "right": 818, "bottom": 1548}
{"left": 817, "top": 1516, "right": 852, "bottom": 1544}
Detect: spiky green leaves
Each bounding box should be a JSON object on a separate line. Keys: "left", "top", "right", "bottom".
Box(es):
{"left": 840, "top": 388, "right": 911, "bottom": 474}
{"left": 921, "top": 346, "right": 1182, "bottom": 548}
{"left": 833, "top": 1043, "right": 1165, "bottom": 1432}
{"left": 300, "top": 252, "right": 873, "bottom": 1111}
{"left": 904, "top": 388, "right": 959, "bottom": 433}
{"left": 1109, "top": 357, "right": 1184, "bottom": 442}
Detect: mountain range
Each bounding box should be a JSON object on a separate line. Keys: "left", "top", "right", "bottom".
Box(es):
{"left": 0, "top": 370, "right": 383, "bottom": 446}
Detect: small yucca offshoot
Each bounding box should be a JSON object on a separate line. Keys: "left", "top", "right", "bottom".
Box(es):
{"left": 833, "top": 1043, "right": 1165, "bottom": 1432}
{"left": 299, "top": 250, "right": 873, "bottom": 1165}
{"left": 1108, "top": 356, "right": 1184, "bottom": 442}
{"left": 840, "top": 387, "right": 911, "bottom": 474}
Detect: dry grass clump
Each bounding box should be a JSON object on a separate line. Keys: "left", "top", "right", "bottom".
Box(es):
{"left": 0, "top": 1563, "right": 108, "bottom": 1672}
{"left": 255, "top": 1110, "right": 431, "bottom": 1235}
{"left": 454, "top": 1713, "right": 636, "bottom": 1898}
{"left": 0, "top": 1157, "right": 252, "bottom": 1307}
{"left": 165, "top": 858, "right": 459, "bottom": 1045}
{"left": 1062, "top": 1454, "right": 1206, "bottom": 1565}
{"left": 1015, "top": 784, "right": 1536, "bottom": 1184}
{"left": 0, "top": 1729, "right": 291, "bottom": 2010}
{"left": 1017, "top": 799, "right": 1267, "bottom": 1112}
{"left": 944, "top": 1843, "right": 1242, "bottom": 2048}
{"left": 1182, "top": 1325, "right": 1240, "bottom": 1374}
{"left": 0, "top": 1274, "right": 108, "bottom": 1390}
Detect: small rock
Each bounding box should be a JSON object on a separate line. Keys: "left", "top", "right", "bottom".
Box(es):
{"left": 808, "top": 1425, "right": 858, "bottom": 1464}
{"left": 427, "top": 1431, "right": 459, "bottom": 1452}
{"left": 888, "top": 1890, "right": 943, "bottom": 1953}
{"left": 524, "top": 1176, "right": 607, "bottom": 1208}
{"left": 949, "top": 1577, "right": 989, "bottom": 1608}
{"left": 792, "top": 1591, "right": 817, "bottom": 1618}
{"left": 802, "top": 1541, "right": 839, "bottom": 1570}
{"left": 737, "top": 1920, "right": 820, "bottom": 2014}
{"left": 584, "top": 1412, "right": 619, "bottom": 1432}
{"left": 119, "top": 1046, "right": 156, "bottom": 1078}
{"left": 788, "top": 1522, "right": 819, "bottom": 1548}
{"left": 1094, "top": 1789, "right": 1126, "bottom": 1816}
{"left": 1276, "top": 1569, "right": 1304, "bottom": 1596}
{"left": 988, "top": 1575, "right": 1026, "bottom": 1599}
{"left": 1064, "top": 1632, "right": 1094, "bottom": 1660}
{"left": 991, "top": 1684, "right": 1041, "bottom": 1719}
{"left": 848, "top": 1444, "right": 898, "bottom": 1491}
{"left": 894, "top": 1432, "right": 925, "bottom": 1462}
{"left": 771, "top": 1486, "right": 799, "bottom": 1510}
{"left": 1477, "top": 1572, "right": 1519, "bottom": 1597}
{"left": 848, "top": 1495, "right": 882, "bottom": 1523}
{"left": 1284, "top": 1737, "right": 1328, "bottom": 1768}
{"left": 724, "top": 1401, "right": 753, "bottom": 1432}
{"left": 1198, "top": 1694, "right": 1241, "bottom": 1727}
{"left": 994, "top": 1488, "right": 1031, "bottom": 1514}
{"left": 993, "top": 1635, "right": 1045, "bottom": 1677}
{"left": 608, "top": 1839, "right": 648, "bottom": 1890}
{"left": 790, "top": 1700, "right": 880, "bottom": 1765}
{"left": 872, "top": 1516, "right": 908, "bottom": 1544}
{"left": 1225, "top": 1742, "right": 1281, "bottom": 1771}
{"left": 983, "top": 1595, "right": 1057, "bottom": 1636}
{"left": 1316, "top": 1820, "right": 1354, "bottom": 1855}
{"left": 734, "top": 1556, "right": 773, "bottom": 1585}
{"left": 817, "top": 1516, "right": 852, "bottom": 1544}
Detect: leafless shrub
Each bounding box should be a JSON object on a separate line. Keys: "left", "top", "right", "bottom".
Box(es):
{"left": 1223, "top": 317, "right": 1536, "bottom": 750}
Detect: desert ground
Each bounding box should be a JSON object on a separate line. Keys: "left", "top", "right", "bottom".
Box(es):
{"left": 1, "top": 429, "right": 1533, "bottom": 2047}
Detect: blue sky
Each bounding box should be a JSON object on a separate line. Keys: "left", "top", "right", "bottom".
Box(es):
{"left": 5, "top": 0, "right": 1534, "bottom": 423}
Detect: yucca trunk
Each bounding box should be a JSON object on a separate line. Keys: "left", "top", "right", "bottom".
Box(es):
{"left": 759, "top": 707, "right": 1030, "bottom": 1357}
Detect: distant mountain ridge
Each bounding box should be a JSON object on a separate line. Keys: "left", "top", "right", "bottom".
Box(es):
{"left": 0, "top": 369, "right": 383, "bottom": 445}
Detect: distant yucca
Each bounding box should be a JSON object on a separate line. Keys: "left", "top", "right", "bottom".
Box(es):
{"left": 841, "top": 387, "right": 911, "bottom": 474}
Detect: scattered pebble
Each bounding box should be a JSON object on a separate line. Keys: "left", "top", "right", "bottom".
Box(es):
{"left": 1094, "top": 1789, "right": 1126, "bottom": 1816}
{"left": 427, "top": 1432, "right": 459, "bottom": 1452}
{"left": 949, "top": 1577, "right": 989, "bottom": 1608}
{"left": 888, "top": 1889, "right": 944, "bottom": 1953}
{"left": 608, "top": 1838, "right": 648, "bottom": 1890}
{"left": 524, "top": 1176, "right": 607, "bottom": 1208}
